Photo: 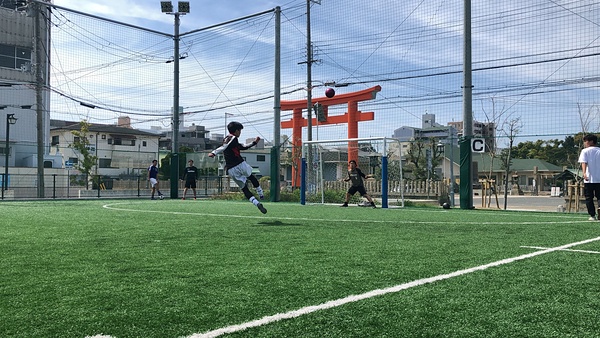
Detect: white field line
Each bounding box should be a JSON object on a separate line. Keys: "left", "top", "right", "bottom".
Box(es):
{"left": 102, "top": 202, "right": 586, "bottom": 225}
{"left": 521, "top": 245, "right": 600, "bottom": 254}
{"left": 188, "top": 236, "right": 600, "bottom": 338}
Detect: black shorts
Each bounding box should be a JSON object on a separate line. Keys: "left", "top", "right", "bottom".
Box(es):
{"left": 348, "top": 185, "right": 367, "bottom": 196}
{"left": 185, "top": 180, "right": 196, "bottom": 189}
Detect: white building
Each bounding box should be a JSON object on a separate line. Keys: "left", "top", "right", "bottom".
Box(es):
{"left": 0, "top": 2, "right": 53, "bottom": 168}
{"left": 49, "top": 118, "right": 161, "bottom": 177}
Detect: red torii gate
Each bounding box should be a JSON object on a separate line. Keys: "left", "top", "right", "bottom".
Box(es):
{"left": 281, "top": 85, "right": 381, "bottom": 186}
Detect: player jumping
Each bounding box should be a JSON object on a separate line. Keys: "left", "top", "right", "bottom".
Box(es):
{"left": 209, "top": 121, "right": 266, "bottom": 214}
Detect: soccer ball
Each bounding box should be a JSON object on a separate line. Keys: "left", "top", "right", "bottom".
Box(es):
{"left": 159, "top": 195, "right": 164, "bottom": 200}
{"left": 442, "top": 202, "right": 450, "bottom": 209}
{"left": 325, "top": 88, "right": 335, "bottom": 98}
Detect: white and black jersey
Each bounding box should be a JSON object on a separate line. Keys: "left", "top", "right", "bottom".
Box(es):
{"left": 211, "top": 134, "right": 257, "bottom": 170}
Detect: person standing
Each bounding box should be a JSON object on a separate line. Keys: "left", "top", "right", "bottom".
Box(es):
{"left": 208, "top": 121, "right": 266, "bottom": 214}
{"left": 341, "top": 160, "right": 376, "bottom": 208}
{"left": 181, "top": 159, "right": 198, "bottom": 200}
{"left": 578, "top": 134, "right": 600, "bottom": 221}
{"left": 148, "top": 159, "right": 164, "bottom": 200}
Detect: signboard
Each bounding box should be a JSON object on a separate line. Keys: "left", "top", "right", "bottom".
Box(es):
{"left": 471, "top": 138, "right": 486, "bottom": 153}
{"left": 65, "top": 161, "right": 73, "bottom": 169}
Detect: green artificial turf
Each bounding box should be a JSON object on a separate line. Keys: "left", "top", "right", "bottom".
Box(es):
{"left": 1, "top": 199, "right": 599, "bottom": 337}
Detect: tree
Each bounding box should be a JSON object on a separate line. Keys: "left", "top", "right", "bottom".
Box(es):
{"left": 159, "top": 145, "right": 194, "bottom": 180}
{"left": 509, "top": 133, "right": 584, "bottom": 168}
{"left": 69, "top": 121, "right": 98, "bottom": 190}
{"left": 405, "top": 138, "right": 443, "bottom": 181}
{"left": 480, "top": 97, "right": 510, "bottom": 187}
{"left": 500, "top": 117, "right": 522, "bottom": 210}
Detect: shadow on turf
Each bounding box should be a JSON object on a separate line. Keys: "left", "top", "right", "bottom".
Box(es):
{"left": 256, "top": 220, "right": 304, "bottom": 227}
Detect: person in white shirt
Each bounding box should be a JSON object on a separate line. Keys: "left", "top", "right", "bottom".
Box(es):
{"left": 578, "top": 134, "right": 600, "bottom": 221}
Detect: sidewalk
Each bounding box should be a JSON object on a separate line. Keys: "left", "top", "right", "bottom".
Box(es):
{"left": 473, "top": 195, "right": 574, "bottom": 212}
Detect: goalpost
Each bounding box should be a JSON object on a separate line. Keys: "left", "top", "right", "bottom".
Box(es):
{"left": 301, "top": 137, "right": 405, "bottom": 208}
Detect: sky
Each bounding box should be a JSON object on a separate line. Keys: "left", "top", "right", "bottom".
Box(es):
{"left": 53, "top": 0, "right": 289, "bottom": 35}
{"left": 46, "top": 0, "right": 600, "bottom": 147}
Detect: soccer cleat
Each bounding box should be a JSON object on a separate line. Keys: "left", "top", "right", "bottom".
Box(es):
{"left": 589, "top": 216, "right": 596, "bottom": 221}
{"left": 341, "top": 203, "right": 348, "bottom": 207}
{"left": 371, "top": 202, "right": 377, "bottom": 209}
{"left": 257, "top": 203, "right": 267, "bottom": 214}
{"left": 182, "top": 197, "right": 185, "bottom": 200}
{"left": 151, "top": 197, "right": 156, "bottom": 200}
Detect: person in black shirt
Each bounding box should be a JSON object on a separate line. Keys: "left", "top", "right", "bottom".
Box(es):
{"left": 209, "top": 121, "right": 266, "bottom": 214}
{"left": 341, "top": 160, "right": 376, "bottom": 208}
{"left": 181, "top": 159, "right": 198, "bottom": 200}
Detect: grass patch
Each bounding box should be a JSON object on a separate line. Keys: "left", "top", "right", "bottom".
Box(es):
{"left": 1, "top": 199, "right": 599, "bottom": 337}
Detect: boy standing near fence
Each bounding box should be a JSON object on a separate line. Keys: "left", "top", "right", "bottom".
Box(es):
{"left": 148, "top": 159, "right": 164, "bottom": 200}
{"left": 181, "top": 159, "right": 198, "bottom": 200}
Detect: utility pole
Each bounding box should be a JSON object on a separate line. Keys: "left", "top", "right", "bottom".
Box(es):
{"left": 306, "top": 0, "right": 313, "bottom": 142}
{"left": 304, "top": 0, "right": 321, "bottom": 143}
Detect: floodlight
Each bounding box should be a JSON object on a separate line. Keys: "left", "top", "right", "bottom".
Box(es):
{"left": 160, "top": 1, "right": 173, "bottom": 13}
{"left": 178, "top": 1, "right": 190, "bottom": 13}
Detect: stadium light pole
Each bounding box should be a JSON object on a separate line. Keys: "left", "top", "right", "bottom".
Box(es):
{"left": 161, "top": 1, "right": 189, "bottom": 199}
{"left": 4, "top": 113, "right": 17, "bottom": 194}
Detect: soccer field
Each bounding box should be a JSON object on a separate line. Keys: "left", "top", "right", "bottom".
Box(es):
{"left": 1, "top": 199, "right": 599, "bottom": 338}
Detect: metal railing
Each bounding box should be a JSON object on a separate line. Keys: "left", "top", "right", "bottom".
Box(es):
{"left": 0, "top": 173, "right": 229, "bottom": 200}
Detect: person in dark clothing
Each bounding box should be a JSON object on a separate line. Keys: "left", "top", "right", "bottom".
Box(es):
{"left": 181, "top": 159, "right": 198, "bottom": 200}
{"left": 208, "top": 121, "right": 266, "bottom": 214}
{"left": 341, "top": 160, "right": 376, "bottom": 208}
{"left": 148, "top": 159, "right": 164, "bottom": 200}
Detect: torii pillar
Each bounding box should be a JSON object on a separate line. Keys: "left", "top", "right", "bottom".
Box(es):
{"left": 281, "top": 85, "right": 381, "bottom": 187}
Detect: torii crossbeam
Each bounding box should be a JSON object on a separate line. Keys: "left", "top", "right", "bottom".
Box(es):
{"left": 281, "top": 85, "right": 381, "bottom": 186}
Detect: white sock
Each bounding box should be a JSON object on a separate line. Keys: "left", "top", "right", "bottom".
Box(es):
{"left": 249, "top": 196, "right": 260, "bottom": 206}
{"left": 256, "top": 186, "right": 264, "bottom": 195}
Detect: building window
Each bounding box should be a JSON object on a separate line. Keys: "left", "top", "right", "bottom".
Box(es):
{"left": 107, "top": 138, "right": 113, "bottom": 145}
{"left": 99, "top": 158, "right": 112, "bottom": 168}
{"left": 114, "top": 138, "right": 122, "bottom": 145}
{"left": 101, "top": 134, "right": 106, "bottom": 140}
{"left": 0, "top": 1, "right": 26, "bottom": 10}
{"left": 68, "top": 157, "right": 79, "bottom": 164}
{"left": 257, "top": 155, "right": 266, "bottom": 162}
{"left": 51, "top": 136, "right": 59, "bottom": 145}
{"left": 0, "top": 43, "right": 31, "bottom": 70}
{"left": 0, "top": 146, "right": 8, "bottom": 156}
{"left": 142, "top": 141, "right": 147, "bottom": 147}
{"left": 73, "top": 136, "right": 80, "bottom": 143}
